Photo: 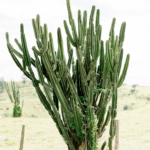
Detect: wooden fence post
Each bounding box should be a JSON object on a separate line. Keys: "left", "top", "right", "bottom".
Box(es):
{"left": 19, "top": 124, "right": 25, "bottom": 150}
{"left": 115, "top": 120, "right": 119, "bottom": 150}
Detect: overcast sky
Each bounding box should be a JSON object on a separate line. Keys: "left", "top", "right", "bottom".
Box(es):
{"left": 0, "top": 0, "right": 150, "bottom": 86}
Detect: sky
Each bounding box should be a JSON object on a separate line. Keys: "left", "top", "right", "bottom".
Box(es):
{"left": 0, "top": 0, "right": 150, "bottom": 86}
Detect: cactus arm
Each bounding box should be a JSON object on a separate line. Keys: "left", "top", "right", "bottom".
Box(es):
{"left": 91, "top": 23, "right": 95, "bottom": 58}
{"left": 88, "top": 79, "right": 94, "bottom": 105}
{"left": 32, "top": 46, "right": 42, "bottom": 56}
{"left": 103, "top": 106, "right": 111, "bottom": 126}
{"left": 108, "top": 72, "right": 117, "bottom": 150}
{"left": 106, "top": 40, "right": 113, "bottom": 72}
{"left": 112, "top": 73, "right": 117, "bottom": 110}
{"left": 7, "top": 43, "right": 23, "bottom": 70}
{"left": 110, "top": 28, "right": 115, "bottom": 50}
{"left": 71, "top": 19, "right": 78, "bottom": 45}
{"left": 113, "top": 36, "right": 118, "bottom": 60}
{"left": 109, "top": 18, "right": 116, "bottom": 51}
{"left": 22, "top": 59, "right": 26, "bottom": 71}
{"left": 82, "top": 10, "right": 87, "bottom": 37}
{"left": 10, "top": 48, "right": 24, "bottom": 59}
{"left": 108, "top": 119, "right": 116, "bottom": 146}
{"left": 76, "top": 59, "right": 80, "bottom": 95}
{"left": 117, "top": 54, "right": 130, "bottom": 88}
{"left": 49, "top": 32, "right": 56, "bottom": 64}
{"left": 6, "top": 32, "right": 9, "bottom": 43}
{"left": 43, "top": 24, "right": 48, "bottom": 51}
{"left": 109, "top": 18, "right": 116, "bottom": 36}
{"left": 89, "top": 6, "right": 96, "bottom": 27}
{"left": 80, "top": 11, "right": 87, "bottom": 54}
{"left": 95, "top": 9, "right": 100, "bottom": 34}
{"left": 32, "top": 19, "right": 40, "bottom": 40}
{"left": 53, "top": 89, "right": 59, "bottom": 110}
{"left": 23, "top": 71, "right": 32, "bottom": 80}
{"left": 14, "top": 38, "right": 23, "bottom": 52}
{"left": 78, "top": 10, "right": 82, "bottom": 46}
{"left": 64, "top": 20, "right": 76, "bottom": 47}
{"left": 20, "top": 24, "right": 31, "bottom": 66}
{"left": 66, "top": 0, "right": 73, "bottom": 25}
{"left": 97, "top": 25, "right": 102, "bottom": 42}
{"left": 117, "top": 48, "right": 123, "bottom": 76}
{"left": 84, "top": 28, "right": 91, "bottom": 74}
{"left": 99, "top": 40, "right": 104, "bottom": 72}
{"left": 94, "top": 35, "right": 100, "bottom": 62}
{"left": 35, "top": 55, "right": 45, "bottom": 84}
{"left": 119, "top": 22, "right": 126, "bottom": 45}
{"left": 101, "top": 141, "right": 106, "bottom": 150}
{"left": 67, "top": 37, "right": 71, "bottom": 55}
{"left": 56, "top": 61, "right": 65, "bottom": 83}
{"left": 67, "top": 48, "right": 73, "bottom": 69}
{"left": 57, "top": 28, "right": 66, "bottom": 63}
{"left": 36, "top": 14, "right": 41, "bottom": 32}
{"left": 97, "top": 106, "right": 106, "bottom": 130}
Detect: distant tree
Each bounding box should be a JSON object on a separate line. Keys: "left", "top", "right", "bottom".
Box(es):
{"left": 21, "top": 74, "right": 28, "bottom": 84}
{"left": 130, "top": 84, "right": 139, "bottom": 96}
{"left": 0, "top": 77, "right": 5, "bottom": 93}
{"left": 132, "top": 84, "right": 139, "bottom": 91}
{"left": 5, "top": 81, "right": 23, "bottom": 117}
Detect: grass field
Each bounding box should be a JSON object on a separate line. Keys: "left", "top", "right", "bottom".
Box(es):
{"left": 0, "top": 81, "right": 150, "bottom": 149}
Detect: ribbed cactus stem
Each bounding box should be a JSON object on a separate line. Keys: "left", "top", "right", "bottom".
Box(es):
{"left": 5, "top": 0, "right": 130, "bottom": 149}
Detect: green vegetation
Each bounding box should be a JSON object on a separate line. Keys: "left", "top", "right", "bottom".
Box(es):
{"left": 0, "top": 102, "right": 150, "bottom": 150}
{"left": 5, "top": 81, "right": 23, "bottom": 117}
{"left": 0, "top": 84, "right": 150, "bottom": 150}
{"left": 5, "top": 0, "right": 130, "bottom": 149}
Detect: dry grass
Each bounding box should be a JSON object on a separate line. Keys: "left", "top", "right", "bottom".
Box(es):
{"left": 0, "top": 118, "right": 66, "bottom": 150}
{"left": 0, "top": 82, "right": 150, "bottom": 149}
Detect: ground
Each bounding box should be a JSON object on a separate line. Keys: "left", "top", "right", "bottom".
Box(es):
{"left": 0, "top": 81, "right": 150, "bottom": 150}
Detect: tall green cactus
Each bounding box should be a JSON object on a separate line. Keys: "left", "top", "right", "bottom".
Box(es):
{"left": 5, "top": 0, "right": 130, "bottom": 149}
{"left": 5, "top": 81, "right": 23, "bottom": 117}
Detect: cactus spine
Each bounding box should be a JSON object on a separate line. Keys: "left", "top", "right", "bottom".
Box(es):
{"left": 5, "top": 0, "right": 130, "bottom": 149}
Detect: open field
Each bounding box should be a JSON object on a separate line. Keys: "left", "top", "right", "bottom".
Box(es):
{"left": 0, "top": 81, "right": 150, "bottom": 149}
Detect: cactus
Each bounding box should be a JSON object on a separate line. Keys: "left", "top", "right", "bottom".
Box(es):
{"left": 5, "top": 81, "right": 23, "bottom": 117}
{"left": 5, "top": 0, "right": 130, "bottom": 149}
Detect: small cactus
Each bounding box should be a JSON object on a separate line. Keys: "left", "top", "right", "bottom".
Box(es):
{"left": 5, "top": 81, "right": 23, "bottom": 117}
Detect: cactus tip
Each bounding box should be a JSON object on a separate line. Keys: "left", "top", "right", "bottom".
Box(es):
{"left": 6, "top": 32, "right": 9, "bottom": 43}
{"left": 20, "top": 24, "right": 24, "bottom": 33}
